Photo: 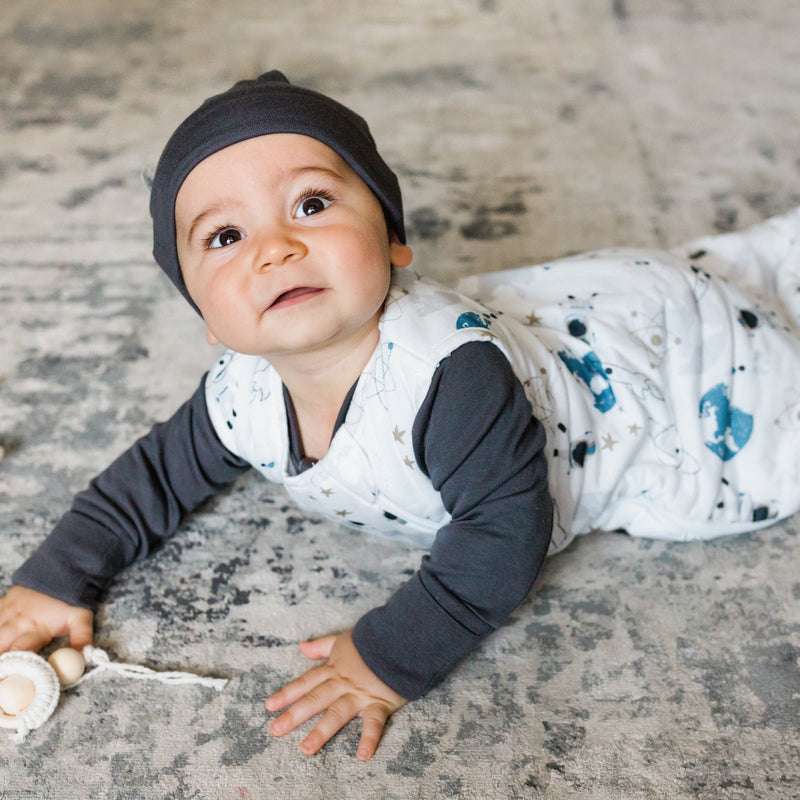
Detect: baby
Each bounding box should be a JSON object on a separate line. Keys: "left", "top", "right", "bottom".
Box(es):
{"left": 1, "top": 71, "right": 799, "bottom": 761}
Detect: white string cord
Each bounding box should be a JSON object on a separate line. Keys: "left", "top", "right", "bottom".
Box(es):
{"left": 1, "top": 646, "right": 228, "bottom": 743}
{"left": 68, "top": 646, "right": 229, "bottom": 691}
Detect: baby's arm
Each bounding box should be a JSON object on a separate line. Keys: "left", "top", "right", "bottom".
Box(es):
{"left": 5, "top": 377, "right": 250, "bottom": 651}
{"left": 0, "top": 586, "right": 93, "bottom": 654}
{"left": 266, "top": 342, "right": 552, "bottom": 758}
{"left": 353, "top": 342, "right": 552, "bottom": 695}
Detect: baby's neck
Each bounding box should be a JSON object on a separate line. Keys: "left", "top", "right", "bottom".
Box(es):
{"left": 285, "top": 392, "right": 346, "bottom": 462}
{"left": 273, "top": 333, "right": 378, "bottom": 461}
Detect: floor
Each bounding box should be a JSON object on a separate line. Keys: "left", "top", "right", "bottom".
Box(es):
{"left": 1, "top": 2, "right": 799, "bottom": 798}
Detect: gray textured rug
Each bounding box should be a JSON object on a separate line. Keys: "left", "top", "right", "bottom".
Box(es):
{"left": 1, "top": 2, "right": 799, "bottom": 798}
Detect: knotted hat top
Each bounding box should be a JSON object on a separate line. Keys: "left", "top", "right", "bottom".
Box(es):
{"left": 149, "top": 71, "right": 405, "bottom": 313}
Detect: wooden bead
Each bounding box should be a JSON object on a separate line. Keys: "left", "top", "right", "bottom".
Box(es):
{"left": 0, "top": 674, "right": 36, "bottom": 715}
{"left": 47, "top": 648, "right": 86, "bottom": 686}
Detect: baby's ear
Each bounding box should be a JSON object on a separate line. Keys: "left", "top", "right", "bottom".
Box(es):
{"left": 206, "top": 327, "right": 220, "bottom": 346}
{"left": 140, "top": 167, "right": 154, "bottom": 191}
{"left": 389, "top": 235, "right": 413, "bottom": 268}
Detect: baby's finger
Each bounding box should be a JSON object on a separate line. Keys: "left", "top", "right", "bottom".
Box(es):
{"left": 270, "top": 678, "right": 345, "bottom": 739}
{"left": 0, "top": 625, "right": 17, "bottom": 655}
{"left": 66, "top": 609, "right": 93, "bottom": 651}
{"left": 3, "top": 628, "right": 49, "bottom": 654}
{"left": 356, "top": 704, "right": 390, "bottom": 761}
{"left": 265, "top": 662, "right": 328, "bottom": 712}
{"left": 299, "top": 695, "right": 363, "bottom": 756}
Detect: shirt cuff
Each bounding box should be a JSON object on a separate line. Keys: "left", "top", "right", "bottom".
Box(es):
{"left": 352, "top": 571, "right": 491, "bottom": 701}
{"left": 11, "top": 513, "right": 126, "bottom": 610}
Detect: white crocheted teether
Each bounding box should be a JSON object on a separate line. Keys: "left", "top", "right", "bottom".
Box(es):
{"left": 0, "top": 651, "right": 61, "bottom": 743}
{"left": 1, "top": 646, "right": 228, "bottom": 743}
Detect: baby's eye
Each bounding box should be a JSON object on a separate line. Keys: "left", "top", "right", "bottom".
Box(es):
{"left": 207, "top": 227, "right": 243, "bottom": 249}
{"left": 295, "top": 194, "right": 332, "bottom": 218}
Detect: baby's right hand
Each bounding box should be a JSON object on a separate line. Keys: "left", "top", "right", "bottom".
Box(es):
{"left": 0, "top": 585, "right": 93, "bottom": 655}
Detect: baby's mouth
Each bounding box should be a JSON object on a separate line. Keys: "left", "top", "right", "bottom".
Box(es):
{"left": 268, "top": 286, "right": 324, "bottom": 310}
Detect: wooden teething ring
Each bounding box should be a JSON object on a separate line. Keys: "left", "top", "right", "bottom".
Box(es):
{"left": 0, "top": 651, "right": 60, "bottom": 736}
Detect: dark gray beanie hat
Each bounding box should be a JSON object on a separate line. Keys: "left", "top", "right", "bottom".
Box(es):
{"left": 150, "top": 71, "right": 405, "bottom": 313}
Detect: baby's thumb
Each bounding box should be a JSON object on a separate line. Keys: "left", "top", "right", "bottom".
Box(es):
{"left": 299, "top": 635, "right": 337, "bottom": 660}
{"left": 66, "top": 608, "right": 94, "bottom": 651}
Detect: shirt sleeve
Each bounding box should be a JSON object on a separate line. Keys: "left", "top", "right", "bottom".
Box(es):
{"left": 352, "top": 341, "right": 553, "bottom": 700}
{"left": 11, "top": 375, "right": 251, "bottom": 610}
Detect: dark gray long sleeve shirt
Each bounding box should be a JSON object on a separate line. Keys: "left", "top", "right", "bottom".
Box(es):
{"left": 13, "top": 341, "right": 552, "bottom": 700}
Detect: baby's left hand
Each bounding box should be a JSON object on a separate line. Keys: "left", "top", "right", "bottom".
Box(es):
{"left": 266, "top": 630, "right": 406, "bottom": 761}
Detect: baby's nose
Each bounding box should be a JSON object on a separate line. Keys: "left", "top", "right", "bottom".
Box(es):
{"left": 254, "top": 229, "right": 308, "bottom": 270}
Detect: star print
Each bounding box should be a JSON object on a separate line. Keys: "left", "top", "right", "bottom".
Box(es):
{"left": 601, "top": 433, "right": 618, "bottom": 450}
{"left": 403, "top": 456, "right": 415, "bottom": 469}
{"left": 393, "top": 425, "right": 405, "bottom": 443}
{"left": 628, "top": 423, "right": 641, "bottom": 435}
{"left": 335, "top": 509, "right": 350, "bottom": 517}
{"left": 320, "top": 488, "right": 333, "bottom": 497}
{"left": 525, "top": 311, "right": 542, "bottom": 326}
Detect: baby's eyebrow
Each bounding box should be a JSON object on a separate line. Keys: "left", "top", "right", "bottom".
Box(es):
{"left": 184, "top": 200, "right": 238, "bottom": 246}
{"left": 280, "top": 164, "right": 346, "bottom": 184}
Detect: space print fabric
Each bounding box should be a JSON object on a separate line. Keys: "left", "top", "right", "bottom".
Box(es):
{"left": 206, "top": 209, "right": 800, "bottom": 554}
{"left": 456, "top": 207, "right": 800, "bottom": 550}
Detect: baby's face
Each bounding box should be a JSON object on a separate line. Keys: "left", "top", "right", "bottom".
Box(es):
{"left": 175, "top": 134, "right": 412, "bottom": 362}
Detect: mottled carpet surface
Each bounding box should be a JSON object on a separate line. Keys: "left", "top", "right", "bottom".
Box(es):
{"left": 1, "top": 2, "right": 799, "bottom": 798}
